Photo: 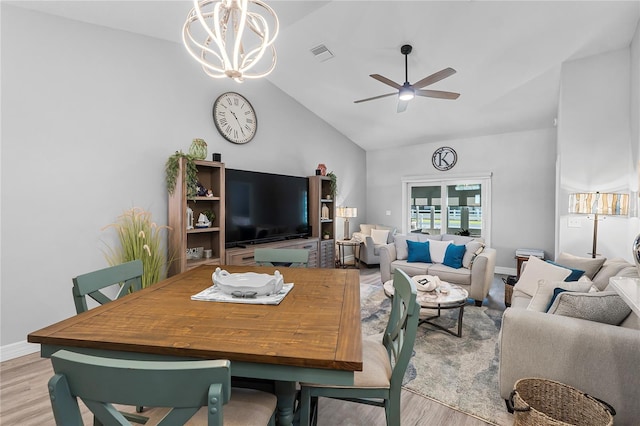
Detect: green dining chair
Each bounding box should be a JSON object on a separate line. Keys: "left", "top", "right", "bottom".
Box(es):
{"left": 254, "top": 248, "right": 309, "bottom": 267}
{"left": 47, "top": 350, "right": 277, "bottom": 426}
{"left": 71, "top": 259, "right": 147, "bottom": 422}
{"left": 72, "top": 259, "right": 144, "bottom": 315}
{"left": 298, "top": 269, "right": 420, "bottom": 426}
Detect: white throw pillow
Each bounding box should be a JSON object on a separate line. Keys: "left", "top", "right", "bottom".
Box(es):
{"left": 359, "top": 224, "right": 374, "bottom": 235}
{"left": 370, "top": 229, "right": 389, "bottom": 245}
{"left": 527, "top": 280, "right": 593, "bottom": 312}
{"left": 514, "top": 255, "right": 571, "bottom": 297}
{"left": 394, "top": 235, "right": 419, "bottom": 260}
{"left": 429, "top": 240, "right": 452, "bottom": 264}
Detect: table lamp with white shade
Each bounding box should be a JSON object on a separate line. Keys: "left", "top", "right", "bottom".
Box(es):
{"left": 336, "top": 207, "right": 357, "bottom": 240}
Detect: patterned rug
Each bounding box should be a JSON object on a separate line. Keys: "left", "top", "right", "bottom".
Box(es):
{"left": 359, "top": 269, "right": 512, "bottom": 426}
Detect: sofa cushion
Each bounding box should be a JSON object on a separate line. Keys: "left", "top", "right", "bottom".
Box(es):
{"left": 375, "top": 225, "right": 396, "bottom": 243}
{"left": 443, "top": 244, "right": 466, "bottom": 269}
{"left": 442, "top": 234, "right": 484, "bottom": 245}
{"left": 390, "top": 260, "right": 430, "bottom": 278}
{"left": 591, "top": 259, "right": 636, "bottom": 290}
{"left": 427, "top": 263, "right": 472, "bottom": 285}
{"left": 371, "top": 228, "right": 390, "bottom": 245}
{"left": 462, "top": 241, "right": 485, "bottom": 269}
{"left": 407, "top": 240, "right": 431, "bottom": 263}
{"left": 359, "top": 224, "right": 375, "bottom": 235}
{"left": 429, "top": 240, "right": 452, "bottom": 263}
{"left": 394, "top": 235, "right": 419, "bottom": 260}
{"left": 547, "top": 291, "right": 632, "bottom": 325}
{"left": 555, "top": 253, "right": 606, "bottom": 280}
{"left": 526, "top": 279, "right": 592, "bottom": 312}
{"left": 514, "top": 255, "right": 572, "bottom": 297}
{"left": 545, "top": 260, "right": 585, "bottom": 281}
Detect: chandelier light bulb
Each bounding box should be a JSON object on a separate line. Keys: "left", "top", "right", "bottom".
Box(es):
{"left": 182, "top": 0, "right": 279, "bottom": 82}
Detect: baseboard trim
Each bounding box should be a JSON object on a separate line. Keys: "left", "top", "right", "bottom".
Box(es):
{"left": 0, "top": 340, "right": 40, "bottom": 362}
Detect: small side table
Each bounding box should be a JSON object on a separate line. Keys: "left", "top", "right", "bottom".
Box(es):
{"left": 336, "top": 239, "right": 361, "bottom": 269}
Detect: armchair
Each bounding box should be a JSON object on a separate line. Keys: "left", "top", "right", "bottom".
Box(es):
{"left": 352, "top": 224, "right": 396, "bottom": 266}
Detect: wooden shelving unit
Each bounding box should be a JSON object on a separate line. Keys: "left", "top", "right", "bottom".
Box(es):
{"left": 168, "top": 159, "right": 225, "bottom": 276}
{"left": 309, "top": 175, "right": 336, "bottom": 268}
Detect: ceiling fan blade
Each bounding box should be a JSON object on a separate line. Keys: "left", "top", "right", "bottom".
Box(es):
{"left": 397, "top": 100, "right": 409, "bottom": 113}
{"left": 354, "top": 92, "right": 397, "bottom": 103}
{"left": 416, "top": 89, "right": 460, "bottom": 100}
{"left": 370, "top": 74, "right": 402, "bottom": 90}
{"left": 412, "top": 67, "right": 457, "bottom": 89}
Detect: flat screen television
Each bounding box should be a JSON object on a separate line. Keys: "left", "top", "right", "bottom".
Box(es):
{"left": 225, "top": 169, "right": 310, "bottom": 248}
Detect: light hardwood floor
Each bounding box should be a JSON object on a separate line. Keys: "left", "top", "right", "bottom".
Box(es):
{"left": 1, "top": 352, "right": 493, "bottom": 425}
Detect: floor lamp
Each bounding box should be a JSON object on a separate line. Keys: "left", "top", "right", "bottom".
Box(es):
{"left": 336, "top": 207, "right": 357, "bottom": 240}
{"left": 569, "top": 192, "right": 629, "bottom": 258}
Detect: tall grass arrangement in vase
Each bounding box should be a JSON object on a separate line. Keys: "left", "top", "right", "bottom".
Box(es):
{"left": 102, "top": 207, "right": 171, "bottom": 288}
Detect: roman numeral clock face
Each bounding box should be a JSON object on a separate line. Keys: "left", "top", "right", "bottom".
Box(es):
{"left": 213, "top": 92, "right": 257, "bottom": 144}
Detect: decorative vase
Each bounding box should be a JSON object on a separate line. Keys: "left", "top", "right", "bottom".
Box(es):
{"left": 633, "top": 233, "right": 640, "bottom": 276}
{"left": 189, "top": 138, "right": 207, "bottom": 160}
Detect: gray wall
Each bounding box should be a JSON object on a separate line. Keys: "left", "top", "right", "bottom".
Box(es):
{"left": 366, "top": 128, "right": 557, "bottom": 271}
{"left": 0, "top": 6, "right": 365, "bottom": 352}
{"left": 557, "top": 45, "right": 640, "bottom": 261}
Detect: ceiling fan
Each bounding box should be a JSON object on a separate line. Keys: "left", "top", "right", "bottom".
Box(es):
{"left": 354, "top": 44, "right": 460, "bottom": 113}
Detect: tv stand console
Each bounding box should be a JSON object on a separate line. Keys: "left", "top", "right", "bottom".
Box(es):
{"left": 225, "top": 237, "right": 320, "bottom": 266}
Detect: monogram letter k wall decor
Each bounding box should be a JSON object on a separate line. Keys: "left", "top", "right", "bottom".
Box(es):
{"left": 432, "top": 146, "right": 457, "bottom": 171}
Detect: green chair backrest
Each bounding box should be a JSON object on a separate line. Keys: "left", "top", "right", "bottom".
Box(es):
{"left": 384, "top": 269, "right": 420, "bottom": 391}
{"left": 48, "top": 350, "right": 231, "bottom": 426}
{"left": 254, "top": 248, "right": 309, "bottom": 268}
{"left": 72, "top": 260, "right": 143, "bottom": 314}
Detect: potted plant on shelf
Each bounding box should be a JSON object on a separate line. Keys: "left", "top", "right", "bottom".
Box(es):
{"left": 323, "top": 230, "right": 331, "bottom": 240}
{"left": 166, "top": 150, "right": 198, "bottom": 197}
{"left": 327, "top": 171, "right": 338, "bottom": 198}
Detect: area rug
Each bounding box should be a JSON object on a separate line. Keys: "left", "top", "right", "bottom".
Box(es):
{"left": 360, "top": 270, "right": 512, "bottom": 426}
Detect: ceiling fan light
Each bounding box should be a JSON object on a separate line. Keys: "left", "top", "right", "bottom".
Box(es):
{"left": 399, "top": 87, "right": 415, "bottom": 101}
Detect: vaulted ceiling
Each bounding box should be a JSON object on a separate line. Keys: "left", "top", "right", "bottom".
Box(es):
{"left": 11, "top": 1, "right": 640, "bottom": 151}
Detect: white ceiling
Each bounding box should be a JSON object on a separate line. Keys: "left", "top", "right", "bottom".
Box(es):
{"left": 10, "top": 1, "right": 640, "bottom": 151}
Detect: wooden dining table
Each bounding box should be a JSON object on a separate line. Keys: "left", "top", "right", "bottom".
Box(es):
{"left": 28, "top": 265, "right": 363, "bottom": 426}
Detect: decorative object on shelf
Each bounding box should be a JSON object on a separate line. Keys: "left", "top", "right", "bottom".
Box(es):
{"left": 336, "top": 207, "right": 357, "bottom": 240}
{"left": 327, "top": 171, "right": 338, "bottom": 197}
{"left": 212, "top": 267, "right": 283, "bottom": 297}
{"left": 196, "top": 213, "right": 211, "bottom": 228}
{"left": 202, "top": 209, "right": 216, "bottom": 224}
{"left": 212, "top": 152, "right": 222, "bottom": 162}
{"left": 186, "top": 207, "right": 194, "bottom": 230}
{"left": 323, "top": 231, "right": 330, "bottom": 240}
{"left": 182, "top": 0, "right": 279, "bottom": 82}
{"left": 316, "top": 163, "right": 327, "bottom": 176}
{"left": 102, "top": 207, "right": 170, "bottom": 288}
{"left": 213, "top": 92, "right": 257, "bottom": 144}
{"left": 188, "top": 138, "right": 207, "bottom": 160}
{"left": 165, "top": 151, "right": 198, "bottom": 197}
{"left": 432, "top": 146, "right": 457, "bottom": 171}
{"left": 321, "top": 203, "right": 330, "bottom": 220}
{"left": 186, "top": 246, "right": 204, "bottom": 260}
{"left": 204, "top": 249, "right": 213, "bottom": 258}
{"left": 569, "top": 191, "right": 629, "bottom": 258}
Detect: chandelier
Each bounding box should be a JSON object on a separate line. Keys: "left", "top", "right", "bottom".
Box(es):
{"left": 182, "top": 0, "right": 279, "bottom": 82}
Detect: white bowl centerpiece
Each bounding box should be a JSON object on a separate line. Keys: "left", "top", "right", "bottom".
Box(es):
{"left": 212, "top": 267, "right": 284, "bottom": 298}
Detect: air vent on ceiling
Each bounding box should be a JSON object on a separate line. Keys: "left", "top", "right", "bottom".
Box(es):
{"left": 310, "top": 44, "right": 334, "bottom": 62}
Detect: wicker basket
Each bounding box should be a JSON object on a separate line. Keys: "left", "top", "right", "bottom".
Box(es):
{"left": 509, "top": 378, "right": 615, "bottom": 426}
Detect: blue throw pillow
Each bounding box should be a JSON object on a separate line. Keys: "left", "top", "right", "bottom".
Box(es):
{"left": 546, "top": 287, "right": 571, "bottom": 312}
{"left": 545, "top": 260, "right": 585, "bottom": 281}
{"left": 443, "top": 244, "right": 466, "bottom": 269}
{"left": 407, "top": 240, "right": 431, "bottom": 263}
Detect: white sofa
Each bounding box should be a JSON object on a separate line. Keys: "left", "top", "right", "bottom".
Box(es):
{"left": 351, "top": 224, "right": 396, "bottom": 266}
{"left": 499, "top": 255, "right": 640, "bottom": 425}
{"left": 379, "top": 233, "right": 496, "bottom": 306}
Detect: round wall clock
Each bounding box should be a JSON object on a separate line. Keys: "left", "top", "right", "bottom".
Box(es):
{"left": 212, "top": 92, "right": 257, "bottom": 144}
{"left": 432, "top": 146, "right": 457, "bottom": 171}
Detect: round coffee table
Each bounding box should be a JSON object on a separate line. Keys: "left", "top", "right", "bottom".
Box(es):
{"left": 383, "top": 275, "right": 468, "bottom": 337}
